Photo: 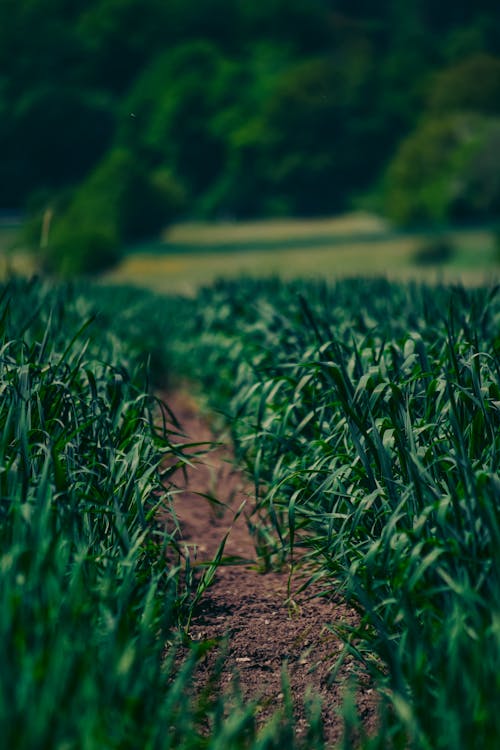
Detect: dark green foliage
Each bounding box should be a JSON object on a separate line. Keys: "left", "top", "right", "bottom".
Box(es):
{"left": 495, "top": 230, "right": 500, "bottom": 262}
{"left": 0, "top": 276, "right": 332, "bottom": 749}
{"left": 2, "top": 272, "right": 499, "bottom": 746}
{"left": 0, "top": 87, "right": 115, "bottom": 208}
{"left": 3, "top": 0, "right": 500, "bottom": 228}
{"left": 256, "top": 53, "right": 380, "bottom": 214}
{"left": 44, "top": 225, "right": 121, "bottom": 276}
{"left": 0, "top": 278, "right": 180, "bottom": 748}
{"left": 122, "top": 41, "right": 235, "bottom": 199}
{"left": 427, "top": 54, "right": 500, "bottom": 115}
{"left": 384, "top": 51, "right": 500, "bottom": 226}
{"left": 40, "top": 149, "right": 185, "bottom": 275}
{"left": 449, "top": 119, "right": 500, "bottom": 220}
{"left": 384, "top": 113, "right": 500, "bottom": 225}
{"left": 166, "top": 276, "right": 500, "bottom": 749}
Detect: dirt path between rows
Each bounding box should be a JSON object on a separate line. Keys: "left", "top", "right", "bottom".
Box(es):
{"left": 161, "top": 388, "right": 377, "bottom": 746}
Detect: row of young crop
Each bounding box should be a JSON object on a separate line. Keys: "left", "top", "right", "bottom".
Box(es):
{"left": 0, "top": 277, "right": 327, "bottom": 750}
{"left": 171, "top": 277, "right": 500, "bottom": 749}
{"left": 3, "top": 273, "right": 499, "bottom": 748}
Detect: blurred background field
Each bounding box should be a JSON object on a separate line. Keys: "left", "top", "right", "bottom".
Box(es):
{"left": 103, "top": 219, "right": 499, "bottom": 294}
{"left": 2, "top": 213, "right": 498, "bottom": 294}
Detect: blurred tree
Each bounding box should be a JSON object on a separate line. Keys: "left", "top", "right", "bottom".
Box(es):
{"left": 196, "top": 42, "right": 294, "bottom": 217}
{"left": 259, "top": 49, "right": 380, "bottom": 214}
{"left": 1, "top": 0, "right": 500, "bottom": 229}
{"left": 0, "top": 0, "right": 103, "bottom": 207}
{"left": 238, "top": 0, "right": 330, "bottom": 53}
{"left": 0, "top": 87, "right": 114, "bottom": 207}
{"left": 448, "top": 119, "right": 500, "bottom": 221}
{"left": 121, "top": 42, "right": 240, "bottom": 202}
{"left": 167, "top": 0, "right": 245, "bottom": 52}
{"left": 0, "top": 0, "right": 88, "bottom": 95}
{"left": 384, "top": 116, "right": 471, "bottom": 225}
{"left": 443, "top": 26, "right": 490, "bottom": 62}
{"left": 384, "top": 52, "right": 500, "bottom": 225}
{"left": 41, "top": 148, "right": 185, "bottom": 275}
{"left": 427, "top": 54, "right": 500, "bottom": 114}
{"left": 384, "top": 114, "right": 500, "bottom": 225}
{"left": 76, "top": 0, "right": 172, "bottom": 92}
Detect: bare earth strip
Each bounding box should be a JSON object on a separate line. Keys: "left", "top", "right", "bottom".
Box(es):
{"left": 161, "top": 388, "right": 378, "bottom": 746}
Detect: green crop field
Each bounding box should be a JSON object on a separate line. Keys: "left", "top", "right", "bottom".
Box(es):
{"left": 168, "top": 275, "right": 500, "bottom": 749}
{"left": 4, "top": 0, "right": 500, "bottom": 740}
{"left": 0, "top": 277, "right": 322, "bottom": 749}
{"left": 1, "top": 269, "right": 499, "bottom": 748}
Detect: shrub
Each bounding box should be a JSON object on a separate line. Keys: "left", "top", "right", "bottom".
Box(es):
{"left": 448, "top": 119, "right": 500, "bottom": 221}
{"left": 39, "top": 149, "right": 186, "bottom": 276}
{"left": 384, "top": 113, "right": 500, "bottom": 226}
{"left": 384, "top": 116, "right": 465, "bottom": 225}
{"left": 427, "top": 54, "right": 500, "bottom": 116}
{"left": 412, "top": 236, "right": 456, "bottom": 265}
{"left": 123, "top": 167, "right": 186, "bottom": 241}
{"left": 44, "top": 225, "right": 121, "bottom": 276}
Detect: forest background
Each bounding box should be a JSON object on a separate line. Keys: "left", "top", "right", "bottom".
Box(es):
{"left": 2, "top": 0, "right": 500, "bottom": 274}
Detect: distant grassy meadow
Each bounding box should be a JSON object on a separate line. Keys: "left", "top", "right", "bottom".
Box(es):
{"left": 1, "top": 214, "right": 498, "bottom": 293}
{"left": 101, "top": 215, "right": 499, "bottom": 294}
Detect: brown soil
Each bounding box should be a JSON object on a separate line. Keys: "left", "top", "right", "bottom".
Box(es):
{"left": 161, "top": 388, "right": 378, "bottom": 747}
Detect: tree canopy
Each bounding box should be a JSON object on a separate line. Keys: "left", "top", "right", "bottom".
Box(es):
{"left": 3, "top": 0, "right": 500, "bottom": 269}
